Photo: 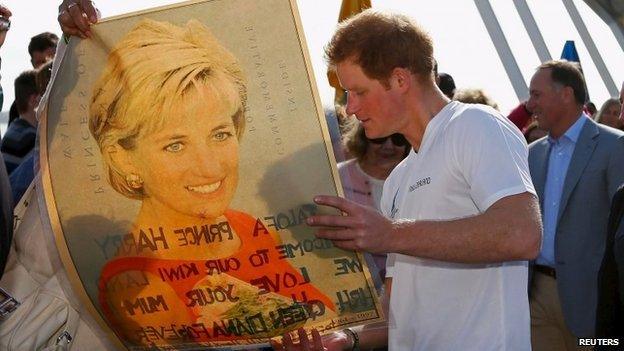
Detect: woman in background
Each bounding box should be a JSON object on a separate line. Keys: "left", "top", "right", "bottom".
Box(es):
{"left": 595, "top": 98, "right": 622, "bottom": 130}
{"left": 453, "top": 87, "right": 499, "bottom": 110}
{"left": 337, "top": 120, "right": 409, "bottom": 289}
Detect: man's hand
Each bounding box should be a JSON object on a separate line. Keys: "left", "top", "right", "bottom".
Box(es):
{"left": 58, "top": 0, "right": 99, "bottom": 39}
{"left": 272, "top": 328, "right": 351, "bottom": 351}
{"left": 0, "top": 4, "right": 12, "bottom": 48}
{"left": 307, "top": 195, "right": 395, "bottom": 253}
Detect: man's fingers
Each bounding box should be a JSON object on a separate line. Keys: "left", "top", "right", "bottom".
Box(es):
{"left": 0, "top": 5, "right": 12, "bottom": 18}
{"left": 311, "top": 329, "right": 325, "bottom": 351}
{"left": 327, "top": 238, "right": 358, "bottom": 251}
{"left": 270, "top": 339, "right": 284, "bottom": 351}
{"left": 297, "top": 328, "right": 310, "bottom": 350}
{"left": 307, "top": 214, "right": 357, "bottom": 228}
{"left": 59, "top": 21, "right": 86, "bottom": 39}
{"left": 58, "top": 10, "right": 74, "bottom": 31}
{"left": 283, "top": 331, "right": 295, "bottom": 350}
{"left": 313, "top": 195, "right": 358, "bottom": 215}
{"left": 58, "top": 7, "right": 88, "bottom": 38}
{"left": 80, "top": 0, "right": 98, "bottom": 23}
{"left": 278, "top": 329, "right": 325, "bottom": 351}
{"left": 316, "top": 229, "right": 361, "bottom": 250}
{"left": 66, "top": 1, "right": 91, "bottom": 36}
{"left": 315, "top": 228, "right": 356, "bottom": 241}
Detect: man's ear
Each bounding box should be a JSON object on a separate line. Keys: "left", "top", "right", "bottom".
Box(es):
{"left": 561, "top": 86, "right": 577, "bottom": 104}
{"left": 105, "top": 144, "right": 138, "bottom": 177}
{"left": 390, "top": 67, "right": 412, "bottom": 92}
{"left": 28, "top": 93, "right": 40, "bottom": 111}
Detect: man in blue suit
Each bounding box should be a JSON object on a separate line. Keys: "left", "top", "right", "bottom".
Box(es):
{"left": 527, "top": 60, "right": 624, "bottom": 350}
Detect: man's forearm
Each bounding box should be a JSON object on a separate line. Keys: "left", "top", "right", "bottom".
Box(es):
{"left": 388, "top": 192, "right": 542, "bottom": 263}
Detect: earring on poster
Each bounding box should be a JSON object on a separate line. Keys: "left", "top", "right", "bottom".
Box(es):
{"left": 125, "top": 174, "right": 144, "bottom": 189}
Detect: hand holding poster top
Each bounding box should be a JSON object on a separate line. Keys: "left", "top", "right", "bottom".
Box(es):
{"left": 58, "top": 0, "right": 99, "bottom": 39}
{"left": 41, "top": 0, "right": 382, "bottom": 349}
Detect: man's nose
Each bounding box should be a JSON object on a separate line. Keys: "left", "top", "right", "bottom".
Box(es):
{"left": 526, "top": 99, "right": 535, "bottom": 112}
{"left": 345, "top": 94, "right": 358, "bottom": 115}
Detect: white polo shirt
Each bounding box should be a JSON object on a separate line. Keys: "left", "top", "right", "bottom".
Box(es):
{"left": 381, "top": 101, "right": 535, "bottom": 351}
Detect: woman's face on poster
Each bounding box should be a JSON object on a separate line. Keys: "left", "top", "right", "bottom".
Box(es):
{"left": 121, "top": 86, "right": 241, "bottom": 223}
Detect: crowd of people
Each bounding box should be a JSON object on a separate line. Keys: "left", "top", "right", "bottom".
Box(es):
{"left": 0, "top": 1, "right": 623, "bottom": 350}
{"left": 0, "top": 19, "right": 58, "bottom": 207}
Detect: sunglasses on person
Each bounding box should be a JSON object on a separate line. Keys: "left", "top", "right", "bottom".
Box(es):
{"left": 368, "top": 133, "right": 409, "bottom": 146}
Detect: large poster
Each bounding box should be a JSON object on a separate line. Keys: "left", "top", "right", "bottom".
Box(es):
{"left": 40, "top": 0, "right": 382, "bottom": 349}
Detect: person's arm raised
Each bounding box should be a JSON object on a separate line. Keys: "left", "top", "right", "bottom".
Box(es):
{"left": 308, "top": 192, "right": 541, "bottom": 263}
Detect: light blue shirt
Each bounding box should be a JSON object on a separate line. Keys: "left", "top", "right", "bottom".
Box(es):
{"left": 536, "top": 114, "right": 587, "bottom": 267}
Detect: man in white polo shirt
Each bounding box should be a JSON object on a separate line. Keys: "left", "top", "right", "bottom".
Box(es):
{"left": 282, "top": 10, "right": 542, "bottom": 351}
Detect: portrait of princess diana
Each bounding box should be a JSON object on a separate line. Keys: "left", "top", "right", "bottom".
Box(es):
{"left": 89, "top": 18, "right": 333, "bottom": 347}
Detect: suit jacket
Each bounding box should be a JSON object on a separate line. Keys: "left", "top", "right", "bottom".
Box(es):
{"left": 528, "top": 117, "right": 624, "bottom": 337}
{"left": 596, "top": 184, "right": 624, "bottom": 344}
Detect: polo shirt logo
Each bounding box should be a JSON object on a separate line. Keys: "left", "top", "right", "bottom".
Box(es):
{"left": 390, "top": 191, "right": 399, "bottom": 219}
{"left": 409, "top": 177, "right": 431, "bottom": 192}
